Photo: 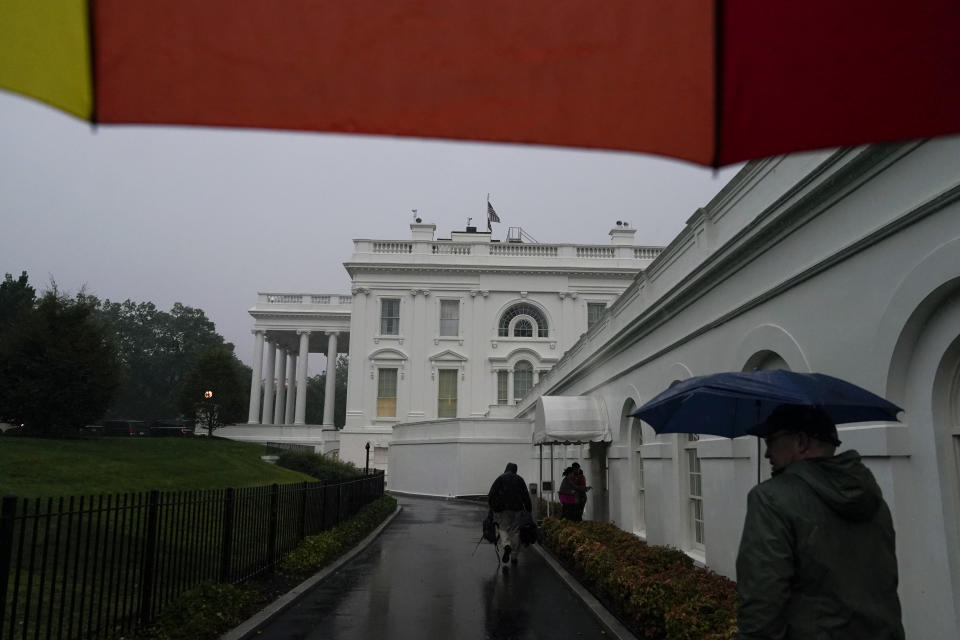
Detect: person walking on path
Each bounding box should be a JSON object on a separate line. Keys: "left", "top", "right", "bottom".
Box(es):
{"left": 488, "top": 462, "right": 532, "bottom": 567}
{"left": 571, "top": 462, "right": 591, "bottom": 521}
{"left": 736, "top": 405, "right": 904, "bottom": 639}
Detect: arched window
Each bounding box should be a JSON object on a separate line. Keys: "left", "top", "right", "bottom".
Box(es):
{"left": 514, "top": 360, "right": 534, "bottom": 401}
{"left": 514, "top": 319, "right": 533, "bottom": 337}
{"left": 498, "top": 303, "right": 549, "bottom": 337}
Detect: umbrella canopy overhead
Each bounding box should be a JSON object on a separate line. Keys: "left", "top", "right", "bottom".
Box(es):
{"left": 1, "top": 1, "right": 958, "bottom": 167}
{"left": 534, "top": 396, "right": 610, "bottom": 445}
{"left": 632, "top": 370, "right": 902, "bottom": 439}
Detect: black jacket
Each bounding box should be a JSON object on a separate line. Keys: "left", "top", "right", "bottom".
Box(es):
{"left": 488, "top": 471, "right": 532, "bottom": 512}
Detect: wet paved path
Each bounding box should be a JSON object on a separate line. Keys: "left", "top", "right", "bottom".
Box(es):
{"left": 252, "top": 495, "right": 616, "bottom": 640}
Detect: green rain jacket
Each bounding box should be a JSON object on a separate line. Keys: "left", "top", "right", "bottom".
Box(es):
{"left": 735, "top": 449, "right": 904, "bottom": 639}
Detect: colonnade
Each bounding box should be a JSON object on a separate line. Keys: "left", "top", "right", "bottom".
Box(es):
{"left": 246, "top": 329, "right": 341, "bottom": 427}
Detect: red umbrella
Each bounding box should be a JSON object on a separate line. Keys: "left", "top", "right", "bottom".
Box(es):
{"left": 2, "top": 0, "right": 958, "bottom": 167}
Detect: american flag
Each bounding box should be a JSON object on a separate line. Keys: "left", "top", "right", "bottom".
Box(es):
{"left": 487, "top": 201, "right": 501, "bottom": 224}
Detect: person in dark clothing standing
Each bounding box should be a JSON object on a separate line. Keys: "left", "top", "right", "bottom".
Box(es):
{"left": 736, "top": 405, "right": 904, "bottom": 640}
{"left": 488, "top": 462, "right": 532, "bottom": 567}
{"left": 571, "top": 462, "right": 591, "bottom": 521}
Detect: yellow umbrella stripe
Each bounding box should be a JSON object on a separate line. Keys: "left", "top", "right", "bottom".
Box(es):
{"left": 0, "top": 0, "right": 92, "bottom": 120}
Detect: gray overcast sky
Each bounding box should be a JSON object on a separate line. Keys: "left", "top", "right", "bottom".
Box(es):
{"left": 1, "top": 91, "right": 741, "bottom": 371}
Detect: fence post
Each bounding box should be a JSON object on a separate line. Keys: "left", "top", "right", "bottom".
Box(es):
{"left": 220, "top": 488, "right": 235, "bottom": 583}
{"left": 268, "top": 484, "right": 279, "bottom": 566}
{"left": 138, "top": 490, "right": 160, "bottom": 627}
{"left": 336, "top": 484, "right": 343, "bottom": 525}
{"left": 0, "top": 495, "right": 18, "bottom": 634}
{"left": 298, "top": 484, "right": 308, "bottom": 541}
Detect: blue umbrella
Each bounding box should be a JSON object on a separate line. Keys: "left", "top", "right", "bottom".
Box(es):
{"left": 631, "top": 370, "right": 902, "bottom": 439}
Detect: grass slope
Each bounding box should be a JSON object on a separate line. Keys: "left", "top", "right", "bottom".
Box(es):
{"left": 0, "top": 437, "right": 314, "bottom": 498}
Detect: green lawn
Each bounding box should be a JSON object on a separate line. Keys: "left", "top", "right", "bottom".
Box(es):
{"left": 0, "top": 437, "right": 315, "bottom": 498}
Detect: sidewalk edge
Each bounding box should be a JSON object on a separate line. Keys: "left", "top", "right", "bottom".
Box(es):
{"left": 221, "top": 504, "right": 402, "bottom": 640}
{"left": 531, "top": 543, "right": 639, "bottom": 640}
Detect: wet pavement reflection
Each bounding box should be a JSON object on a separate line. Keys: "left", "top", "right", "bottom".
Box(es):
{"left": 253, "top": 495, "right": 613, "bottom": 640}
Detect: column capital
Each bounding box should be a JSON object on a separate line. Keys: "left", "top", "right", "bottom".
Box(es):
{"left": 296, "top": 329, "right": 311, "bottom": 336}
{"left": 351, "top": 286, "right": 370, "bottom": 296}
{"left": 325, "top": 330, "right": 340, "bottom": 337}
{"left": 251, "top": 328, "right": 265, "bottom": 336}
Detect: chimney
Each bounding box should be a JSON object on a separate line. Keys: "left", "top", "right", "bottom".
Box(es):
{"left": 411, "top": 222, "right": 436, "bottom": 240}
{"left": 609, "top": 220, "right": 637, "bottom": 245}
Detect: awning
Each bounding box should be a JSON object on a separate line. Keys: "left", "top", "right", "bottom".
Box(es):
{"left": 533, "top": 396, "right": 610, "bottom": 444}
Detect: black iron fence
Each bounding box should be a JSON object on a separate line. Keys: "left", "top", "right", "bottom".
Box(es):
{"left": 0, "top": 472, "right": 385, "bottom": 640}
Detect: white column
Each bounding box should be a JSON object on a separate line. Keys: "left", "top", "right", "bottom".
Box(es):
{"left": 294, "top": 330, "right": 311, "bottom": 425}
{"left": 262, "top": 341, "right": 277, "bottom": 424}
{"left": 534, "top": 369, "right": 541, "bottom": 386}
{"left": 247, "top": 330, "right": 265, "bottom": 424}
{"left": 273, "top": 349, "right": 288, "bottom": 424}
{"left": 322, "top": 332, "right": 339, "bottom": 428}
{"left": 284, "top": 353, "right": 297, "bottom": 424}
{"left": 507, "top": 369, "right": 515, "bottom": 405}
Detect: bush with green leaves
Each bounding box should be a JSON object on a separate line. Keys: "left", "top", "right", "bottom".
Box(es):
{"left": 134, "top": 581, "right": 257, "bottom": 640}
{"left": 274, "top": 450, "right": 362, "bottom": 482}
{"left": 280, "top": 494, "right": 397, "bottom": 575}
{"left": 539, "top": 517, "right": 738, "bottom": 640}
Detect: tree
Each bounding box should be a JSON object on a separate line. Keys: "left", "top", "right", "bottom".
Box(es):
{"left": 177, "top": 346, "right": 251, "bottom": 434}
{"left": 0, "top": 271, "right": 36, "bottom": 329}
{"left": 95, "top": 299, "right": 231, "bottom": 419}
{"left": 0, "top": 284, "right": 120, "bottom": 433}
{"left": 305, "top": 355, "right": 349, "bottom": 427}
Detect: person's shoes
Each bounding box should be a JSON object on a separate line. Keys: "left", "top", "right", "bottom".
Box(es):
{"left": 501, "top": 545, "right": 511, "bottom": 564}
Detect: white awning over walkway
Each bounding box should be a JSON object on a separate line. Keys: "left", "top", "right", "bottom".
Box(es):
{"left": 533, "top": 395, "right": 610, "bottom": 444}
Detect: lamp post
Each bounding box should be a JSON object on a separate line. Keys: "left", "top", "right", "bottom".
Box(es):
{"left": 199, "top": 390, "right": 218, "bottom": 436}
{"left": 365, "top": 441, "right": 371, "bottom": 474}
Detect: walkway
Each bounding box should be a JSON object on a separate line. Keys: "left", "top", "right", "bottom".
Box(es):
{"left": 250, "top": 494, "right": 624, "bottom": 640}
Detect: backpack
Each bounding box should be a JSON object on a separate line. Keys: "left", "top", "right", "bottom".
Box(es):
{"left": 482, "top": 510, "right": 499, "bottom": 544}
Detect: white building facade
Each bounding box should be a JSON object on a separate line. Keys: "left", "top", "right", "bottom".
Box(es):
{"left": 337, "top": 223, "right": 661, "bottom": 473}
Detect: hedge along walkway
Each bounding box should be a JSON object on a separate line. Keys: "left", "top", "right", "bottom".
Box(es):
{"left": 243, "top": 494, "right": 635, "bottom": 640}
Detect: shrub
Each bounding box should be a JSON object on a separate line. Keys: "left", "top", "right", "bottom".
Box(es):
{"left": 280, "top": 494, "right": 397, "bottom": 575}
{"left": 539, "top": 517, "right": 737, "bottom": 640}
{"left": 274, "top": 450, "right": 362, "bottom": 482}
{"left": 135, "top": 582, "right": 257, "bottom": 640}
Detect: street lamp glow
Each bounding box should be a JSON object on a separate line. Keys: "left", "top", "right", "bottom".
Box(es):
{"left": 204, "top": 390, "right": 213, "bottom": 399}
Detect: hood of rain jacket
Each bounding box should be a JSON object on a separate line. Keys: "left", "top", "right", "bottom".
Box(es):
{"left": 736, "top": 450, "right": 904, "bottom": 640}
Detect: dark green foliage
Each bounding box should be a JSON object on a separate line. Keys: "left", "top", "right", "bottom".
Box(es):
{"left": 539, "top": 517, "right": 738, "bottom": 640}
{"left": 280, "top": 494, "right": 397, "bottom": 575}
{"left": 305, "top": 354, "right": 349, "bottom": 427}
{"left": 176, "top": 346, "right": 251, "bottom": 433}
{"left": 135, "top": 581, "right": 258, "bottom": 640}
{"left": 94, "top": 299, "right": 249, "bottom": 421}
{"left": 274, "top": 450, "right": 361, "bottom": 482}
{"left": 0, "top": 283, "right": 120, "bottom": 433}
{"left": 0, "top": 271, "right": 35, "bottom": 329}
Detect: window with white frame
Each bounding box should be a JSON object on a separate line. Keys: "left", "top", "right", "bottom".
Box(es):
{"left": 376, "top": 368, "right": 398, "bottom": 417}
{"left": 497, "top": 370, "right": 509, "bottom": 405}
{"left": 587, "top": 302, "right": 606, "bottom": 330}
{"left": 439, "top": 299, "right": 459, "bottom": 337}
{"left": 437, "top": 369, "right": 458, "bottom": 418}
{"left": 380, "top": 298, "right": 400, "bottom": 335}
{"left": 685, "top": 433, "right": 704, "bottom": 548}
{"left": 513, "top": 360, "right": 533, "bottom": 402}
{"left": 498, "top": 303, "right": 549, "bottom": 337}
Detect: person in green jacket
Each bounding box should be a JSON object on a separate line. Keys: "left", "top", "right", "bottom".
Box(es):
{"left": 736, "top": 405, "right": 904, "bottom": 639}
